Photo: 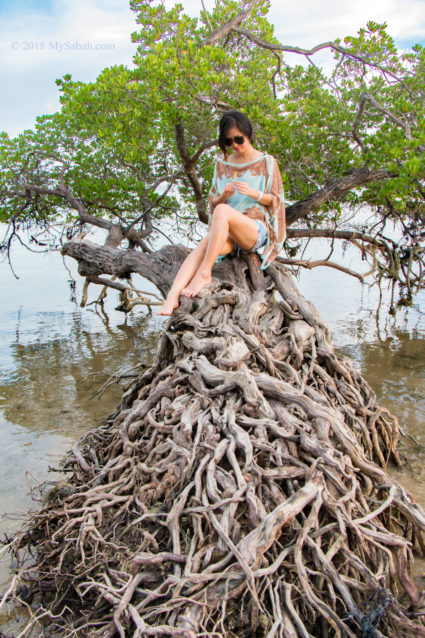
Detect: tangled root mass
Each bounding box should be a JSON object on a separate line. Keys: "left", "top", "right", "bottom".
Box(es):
{"left": 9, "top": 257, "right": 425, "bottom": 637}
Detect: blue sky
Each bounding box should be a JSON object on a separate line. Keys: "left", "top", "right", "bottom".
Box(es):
{"left": 1, "top": 0, "right": 425, "bottom": 137}
{"left": 0, "top": 0, "right": 52, "bottom": 13}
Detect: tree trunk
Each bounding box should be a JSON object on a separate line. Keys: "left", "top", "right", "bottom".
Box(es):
{"left": 9, "top": 242, "right": 425, "bottom": 637}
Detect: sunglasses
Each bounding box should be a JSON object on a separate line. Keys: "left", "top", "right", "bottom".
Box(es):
{"left": 224, "top": 135, "right": 245, "bottom": 147}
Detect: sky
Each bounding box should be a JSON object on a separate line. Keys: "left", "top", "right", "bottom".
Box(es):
{"left": 1, "top": 0, "right": 425, "bottom": 137}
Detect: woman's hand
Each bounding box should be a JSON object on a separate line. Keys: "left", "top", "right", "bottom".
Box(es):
{"left": 233, "top": 181, "right": 256, "bottom": 199}
{"left": 218, "top": 182, "right": 235, "bottom": 202}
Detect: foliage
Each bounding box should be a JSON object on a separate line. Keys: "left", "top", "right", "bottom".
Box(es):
{"left": 0, "top": 0, "right": 424, "bottom": 306}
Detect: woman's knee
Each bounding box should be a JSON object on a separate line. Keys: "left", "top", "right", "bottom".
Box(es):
{"left": 212, "top": 203, "right": 231, "bottom": 221}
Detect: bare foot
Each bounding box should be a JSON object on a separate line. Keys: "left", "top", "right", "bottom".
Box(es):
{"left": 156, "top": 296, "right": 179, "bottom": 316}
{"left": 181, "top": 272, "right": 212, "bottom": 298}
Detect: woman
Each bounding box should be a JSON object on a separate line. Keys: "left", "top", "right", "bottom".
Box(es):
{"left": 157, "top": 110, "right": 286, "bottom": 316}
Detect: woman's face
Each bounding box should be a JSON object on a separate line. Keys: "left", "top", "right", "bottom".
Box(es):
{"left": 224, "top": 126, "right": 250, "bottom": 152}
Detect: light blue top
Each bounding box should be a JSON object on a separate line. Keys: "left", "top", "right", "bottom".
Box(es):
{"left": 208, "top": 153, "right": 286, "bottom": 269}
{"left": 216, "top": 154, "right": 268, "bottom": 213}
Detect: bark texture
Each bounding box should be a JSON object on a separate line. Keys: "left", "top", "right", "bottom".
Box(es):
{"left": 8, "top": 244, "right": 425, "bottom": 637}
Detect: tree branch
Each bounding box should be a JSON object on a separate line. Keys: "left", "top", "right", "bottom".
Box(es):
{"left": 61, "top": 240, "right": 189, "bottom": 298}
{"left": 277, "top": 256, "right": 366, "bottom": 281}
{"left": 174, "top": 122, "right": 208, "bottom": 224}
{"left": 285, "top": 167, "right": 391, "bottom": 226}
{"left": 191, "top": 139, "right": 218, "bottom": 165}
{"left": 287, "top": 227, "right": 386, "bottom": 248}
{"left": 363, "top": 93, "right": 413, "bottom": 140}
{"left": 203, "top": 0, "right": 258, "bottom": 46}
{"left": 15, "top": 182, "right": 154, "bottom": 250}
{"left": 351, "top": 97, "right": 367, "bottom": 152}
{"left": 231, "top": 28, "right": 410, "bottom": 90}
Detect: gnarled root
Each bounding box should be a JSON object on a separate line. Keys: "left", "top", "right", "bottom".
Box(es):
{"left": 8, "top": 258, "right": 425, "bottom": 637}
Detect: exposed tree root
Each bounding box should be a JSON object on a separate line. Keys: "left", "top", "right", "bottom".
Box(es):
{"left": 6, "top": 255, "right": 425, "bottom": 637}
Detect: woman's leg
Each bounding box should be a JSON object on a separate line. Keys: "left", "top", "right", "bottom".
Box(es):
{"left": 181, "top": 204, "right": 258, "bottom": 298}
{"left": 157, "top": 233, "right": 233, "bottom": 315}
{"left": 157, "top": 237, "right": 208, "bottom": 315}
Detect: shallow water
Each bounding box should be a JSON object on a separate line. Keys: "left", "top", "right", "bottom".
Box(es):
{"left": 0, "top": 243, "right": 164, "bottom": 600}
{"left": 0, "top": 232, "right": 424, "bottom": 632}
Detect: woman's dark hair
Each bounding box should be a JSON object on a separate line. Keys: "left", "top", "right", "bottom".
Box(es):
{"left": 218, "top": 110, "right": 253, "bottom": 157}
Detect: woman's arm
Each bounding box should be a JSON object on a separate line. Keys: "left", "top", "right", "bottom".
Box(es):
{"left": 233, "top": 181, "right": 273, "bottom": 207}
{"left": 211, "top": 194, "right": 224, "bottom": 208}
{"left": 210, "top": 183, "right": 235, "bottom": 209}
{"left": 256, "top": 191, "right": 273, "bottom": 207}
{"left": 269, "top": 158, "right": 286, "bottom": 241}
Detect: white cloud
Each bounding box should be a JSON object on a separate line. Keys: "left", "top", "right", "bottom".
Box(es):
{"left": 268, "top": 0, "right": 425, "bottom": 45}
{"left": 0, "top": 0, "right": 138, "bottom": 136}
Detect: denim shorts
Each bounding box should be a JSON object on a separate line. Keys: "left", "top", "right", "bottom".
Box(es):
{"left": 233, "top": 220, "right": 268, "bottom": 254}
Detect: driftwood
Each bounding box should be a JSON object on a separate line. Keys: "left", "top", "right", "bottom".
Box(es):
{"left": 6, "top": 244, "right": 425, "bottom": 637}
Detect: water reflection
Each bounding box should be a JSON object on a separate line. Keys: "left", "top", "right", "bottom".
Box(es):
{"left": 0, "top": 311, "right": 159, "bottom": 443}
{"left": 350, "top": 331, "right": 425, "bottom": 431}
{"left": 2, "top": 313, "right": 156, "bottom": 434}
{"left": 353, "top": 329, "right": 425, "bottom": 508}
